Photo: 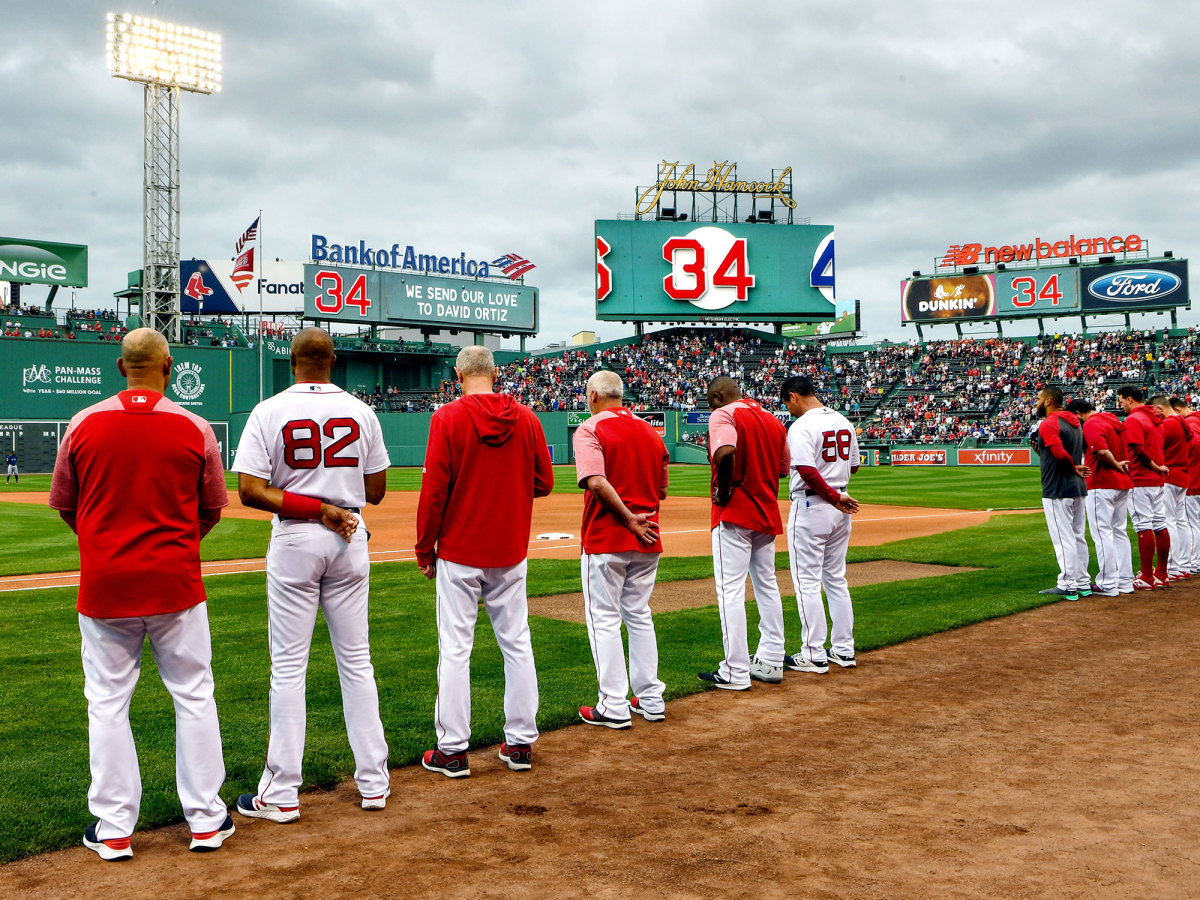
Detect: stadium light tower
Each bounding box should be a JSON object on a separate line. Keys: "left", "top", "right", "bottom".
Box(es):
{"left": 107, "top": 12, "right": 221, "bottom": 342}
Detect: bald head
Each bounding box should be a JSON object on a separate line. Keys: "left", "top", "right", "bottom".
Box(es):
{"left": 121, "top": 328, "right": 169, "bottom": 368}
{"left": 455, "top": 345, "right": 495, "bottom": 379}
{"left": 291, "top": 327, "right": 335, "bottom": 365}
{"left": 706, "top": 375, "right": 741, "bottom": 410}
{"left": 117, "top": 327, "right": 172, "bottom": 392}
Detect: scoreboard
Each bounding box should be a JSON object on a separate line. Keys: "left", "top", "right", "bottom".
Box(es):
{"left": 902, "top": 257, "right": 1188, "bottom": 323}
{"left": 302, "top": 264, "right": 538, "bottom": 335}
{"left": 595, "top": 219, "right": 836, "bottom": 323}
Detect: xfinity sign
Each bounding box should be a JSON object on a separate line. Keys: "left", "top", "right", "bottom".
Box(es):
{"left": 0, "top": 237, "right": 88, "bottom": 287}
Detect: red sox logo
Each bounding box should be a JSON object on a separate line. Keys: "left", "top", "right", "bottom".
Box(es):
{"left": 184, "top": 271, "right": 214, "bottom": 302}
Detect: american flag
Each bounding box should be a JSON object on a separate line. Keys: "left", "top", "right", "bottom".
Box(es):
{"left": 230, "top": 216, "right": 259, "bottom": 292}
{"left": 491, "top": 253, "right": 536, "bottom": 280}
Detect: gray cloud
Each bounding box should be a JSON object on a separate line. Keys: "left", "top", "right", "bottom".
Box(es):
{"left": 1, "top": 0, "right": 1196, "bottom": 344}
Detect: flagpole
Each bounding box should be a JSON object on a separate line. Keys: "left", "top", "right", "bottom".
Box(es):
{"left": 257, "top": 208, "right": 264, "bottom": 402}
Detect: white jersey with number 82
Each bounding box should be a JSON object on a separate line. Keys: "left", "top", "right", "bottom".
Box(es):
{"left": 232, "top": 383, "right": 390, "bottom": 509}
{"left": 787, "top": 406, "right": 859, "bottom": 501}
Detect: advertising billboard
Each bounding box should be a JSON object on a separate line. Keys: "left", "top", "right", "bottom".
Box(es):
{"left": 958, "top": 448, "right": 1032, "bottom": 466}
{"left": 302, "top": 264, "right": 538, "bottom": 334}
{"left": 891, "top": 448, "right": 947, "bottom": 465}
{"left": 783, "top": 297, "right": 858, "bottom": 339}
{"left": 903, "top": 257, "right": 1188, "bottom": 323}
{"left": 900, "top": 275, "right": 995, "bottom": 322}
{"left": 1079, "top": 259, "right": 1189, "bottom": 312}
{"left": 0, "top": 236, "right": 88, "bottom": 288}
{"left": 595, "top": 219, "right": 836, "bottom": 323}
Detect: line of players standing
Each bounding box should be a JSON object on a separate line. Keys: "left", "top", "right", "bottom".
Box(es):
{"left": 1034, "top": 385, "right": 1200, "bottom": 600}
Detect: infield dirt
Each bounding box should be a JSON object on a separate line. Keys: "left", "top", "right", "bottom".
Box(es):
{"left": 4, "top": 584, "right": 1199, "bottom": 898}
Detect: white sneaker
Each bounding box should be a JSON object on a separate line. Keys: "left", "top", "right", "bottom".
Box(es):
{"left": 236, "top": 793, "right": 300, "bottom": 824}
{"left": 361, "top": 787, "right": 390, "bottom": 811}
{"left": 749, "top": 656, "right": 783, "bottom": 683}
{"left": 827, "top": 648, "right": 857, "bottom": 668}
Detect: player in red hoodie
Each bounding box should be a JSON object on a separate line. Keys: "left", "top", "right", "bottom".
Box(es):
{"left": 1172, "top": 396, "right": 1200, "bottom": 574}
{"left": 1118, "top": 385, "right": 1170, "bottom": 589}
{"left": 416, "top": 346, "right": 554, "bottom": 777}
{"left": 1151, "top": 395, "right": 1192, "bottom": 580}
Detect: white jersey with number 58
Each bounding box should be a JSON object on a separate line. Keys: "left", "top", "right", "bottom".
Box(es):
{"left": 787, "top": 406, "right": 859, "bottom": 501}
{"left": 232, "top": 383, "right": 390, "bottom": 509}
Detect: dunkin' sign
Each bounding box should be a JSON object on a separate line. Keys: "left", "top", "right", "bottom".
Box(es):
{"left": 891, "top": 448, "right": 947, "bottom": 466}
{"left": 958, "top": 448, "right": 1032, "bottom": 466}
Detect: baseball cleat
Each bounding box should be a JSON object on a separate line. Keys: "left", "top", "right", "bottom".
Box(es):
{"left": 697, "top": 671, "right": 751, "bottom": 691}
{"left": 630, "top": 696, "right": 665, "bottom": 722}
{"left": 579, "top": 705, "right": 632, "bottom": 729}
{"left": 1038, "top": 586, "right": 1077, "bottom": 596}
{"left": 1132, "top": 577, "right": 1156, "bottom": 591}
{"left": 189, "top": 814, "right": 236, "bottom": 851}
{"left": 361, "top": 787, "right": 391, "bottom": 810}
{"left": 783, "top": 653, "right": 829, "bottom": 674}
{"left": 422, "top": 748, "right": 471, "bottom": 778}
{"left": 1118, "top": 586, "right": 1135, "bottom": 594}
{"left": 1077, "top": 587, "right": 1093, "bottom": 598}
{"left": 498, "top": 741, "right": 533, "bottom": 771}
{"left": 235, "top": 792, "right": 300, "bottom": 823}
{"left": 1091, "top": 587, "right": 1120, "bottom": 597}
{"left": 83, "top": 822, "right": 132, "bottom": 861}
{"left": 827, "top": 649, "right": 857, "bottom": 668}
{"left": 1153, "top": 576, "right": 1169, "bottom": 589}
{"left": 749, "top": 656, "right": 783, "bottom": 684}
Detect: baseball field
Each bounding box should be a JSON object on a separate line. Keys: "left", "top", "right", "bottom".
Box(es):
{"left": 2, "top": 466, "right": 1198, "bottom": 897}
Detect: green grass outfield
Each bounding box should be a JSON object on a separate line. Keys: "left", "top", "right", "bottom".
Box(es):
{"left": 3, "top": 465, "right": 1042, "bottom": 509}
{"left": 0, "top": 467, "right": 1041, "bottom": 576}
{"left": 0, "top": 502, "right": 1084, "bottom": 863}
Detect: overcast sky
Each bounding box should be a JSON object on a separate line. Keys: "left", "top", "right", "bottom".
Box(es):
{"left": 4, "top": 0, "right": 1198, "bottom": 347}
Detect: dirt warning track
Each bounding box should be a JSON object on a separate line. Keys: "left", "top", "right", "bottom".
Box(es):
{"left": 4, "top": 584, "right": 1198, "bottom": 898}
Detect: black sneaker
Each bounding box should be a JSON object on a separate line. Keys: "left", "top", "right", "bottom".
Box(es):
{"left": 499, "top": 741, "right": 532, "bottom": 771}
{"left": 783, "top": 653, "right": 829, "bottom": 674}
{"left": 422, "top": 748, "right": 471, "bottom": 778}
{"left": 697, "top": 671, "right": 751, "bottom": 691}
{"left": 630, "top": 696, "right": 665, "bottom": 722}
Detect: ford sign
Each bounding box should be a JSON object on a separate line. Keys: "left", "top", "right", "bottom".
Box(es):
{"left": 1086, "top": 269, "right": 1182, "bottom": 302}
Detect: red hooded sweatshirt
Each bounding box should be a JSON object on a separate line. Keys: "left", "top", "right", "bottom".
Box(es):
{"left": 1160, "top": 413, "right": 1190, "bottom": 489}
{"left": 1124, "top": 404, "right": 1165, "bottom": 488}
{"left": 416, "top": 392, "right": 554, "bottom": 568}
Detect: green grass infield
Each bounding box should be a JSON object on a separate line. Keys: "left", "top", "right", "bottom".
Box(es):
{"left": 0, "top": 508, "right": 1082, "bottom": 862}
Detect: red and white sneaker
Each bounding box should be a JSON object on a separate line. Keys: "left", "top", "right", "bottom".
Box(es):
{"left": 1154, "top": 576, "right": 1170, "bottom": 589}
{"left": 190, "top": 814, "right": 236, "bottom": 851}
{"left": 1132, "top": 577, "right": 1156, "bottom": 591}
{"left": 83, "top": 821, "right": 132, "bottom": 861}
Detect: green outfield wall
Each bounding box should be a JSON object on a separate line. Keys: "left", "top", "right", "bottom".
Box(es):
{"left": 0, "top": 336, "right": 1037, "bottom": 473}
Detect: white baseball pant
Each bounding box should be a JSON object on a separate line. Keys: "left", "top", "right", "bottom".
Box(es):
{"left": 1042, "top": 496, "right": 1090, "bottom": 592}
{"left": 1130, "top": 485, "right": 1167, "bottom": 532}
{"left": 434, "top": 558, "right": 539, "bottom": 752}
{"left": 1164, "top": 484, "right": 1191, "bottom": 576}
{"left": 257, "top": 521, "right": 389, "bottom": 807}
{"left": 1085, "top": 489, "right": 1133, "bottom": 593}
{"left": 1187, "top": 495, "right": 1200, "bottom": 570}
{"left": 581, "top": 551, "right": 665, "bottom": 720}
{"left": 711, "top": 521, "right": 785, "bottom": 684}
{"left": 80, "top": 603, "right": 227, "bottom": 840}
{"left": 787, "top": 497, "right": 854, "bottom": 661}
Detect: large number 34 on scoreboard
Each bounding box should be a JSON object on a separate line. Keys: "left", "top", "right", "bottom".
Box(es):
{"left": 1009, "top": 274, "right": 1064, "bottom": 308}
{"left": 661, "top": 237, "right": 755, "bottom": 300}
{"left": 313, "top": 270, "right": 373, "bottom": 316}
